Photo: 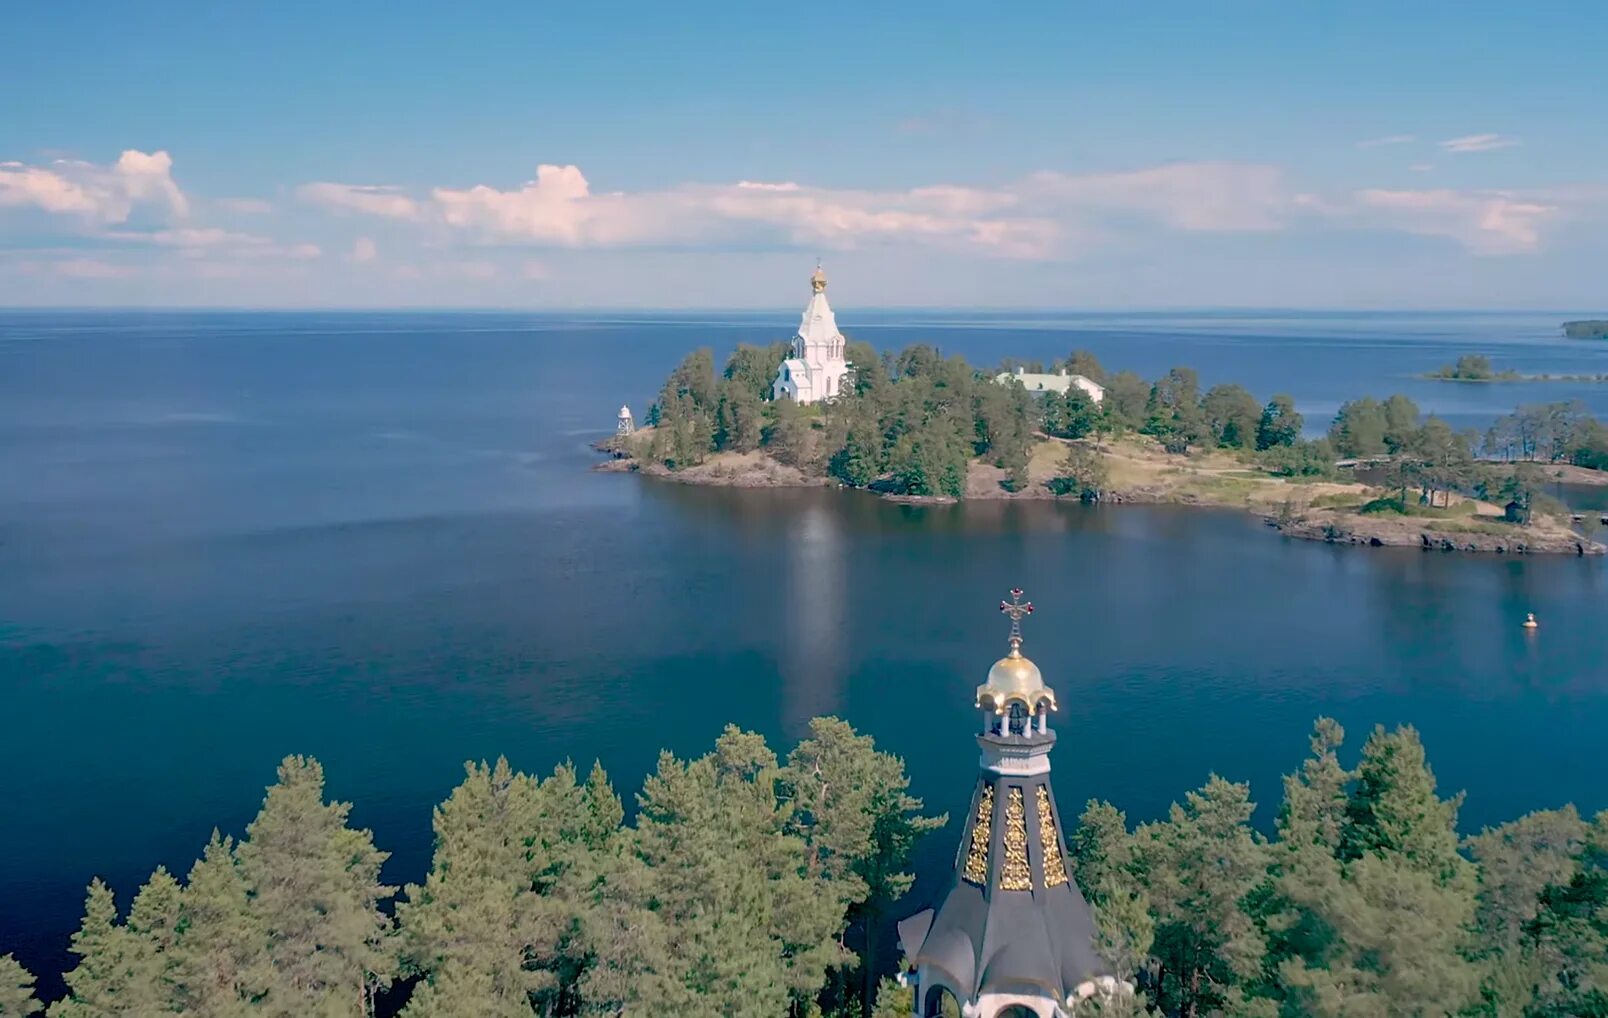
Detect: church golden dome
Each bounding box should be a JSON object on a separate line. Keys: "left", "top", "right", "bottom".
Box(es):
{"left": 810, "top": 262, "right": 827, "bottom": 294}
{"left": 975, "top": 589, "right": 1058, "bottom": 715}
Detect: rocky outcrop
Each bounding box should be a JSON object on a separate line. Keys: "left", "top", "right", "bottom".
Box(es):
{"left": 1272, "top": 510, "right": 1605, "bottom": 556}
{"left": 596, "top": 451, "right": 827, "bottom": 489}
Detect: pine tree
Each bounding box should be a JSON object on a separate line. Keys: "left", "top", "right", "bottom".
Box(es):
{"left": 1274, "top": 723, "right": 1481, "bottom": 1017}
{"left": 1468, "top": 806, "right": 1589, "bottom": 951}
{"left": 1257, "top": 394, "right": 1303, "bottom": 450}
{"left": 396, "top": 758, "right": 552, "bottom": 1018}
{"left": 829, "top": 423, "right": 882, "bottom": 488}
{"left": 1133, "top": 776, "right": 1268, "bottom": 1018}
{"left": 122, "top": 867, "right": 185, "bottom": 1013}
{"left": 783, "top": 717, "right": 945, "bottom": 1016}
{"left": 1068, "top": 800, "right": 1135, "bottom": 907}
{"left": 176, "top": 831, "right": 263, "bottom": 1017}
{"left": 625, "top": 727, "right": 846, "bottom": 1018}
{"left": 1341, "top": 725, "right": 1468, "bottom": 885}
{"left": 1515, "top": 809, "right": 1608, "bottom": 1017}
{"left": 867, "top": 976, "right": 911, "bottom": 1018}
{"left": 50, "top": 880, "right": 136, "bottom": 1018}
{"left": 236, "top": 756, "right": 395, "bottom": 1017}
{"left": 0, "top": 955, "right": 42, "bottom": 1016}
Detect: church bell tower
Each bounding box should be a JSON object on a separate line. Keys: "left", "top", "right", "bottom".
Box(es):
{"left": 896, "top": 591, "right": 1117, "bottom": 1018}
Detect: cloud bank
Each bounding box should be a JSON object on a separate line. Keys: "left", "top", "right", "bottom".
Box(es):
{"left": 0, "top": 149, "right": 189, "bottom": 223}
{"left": 295, "top": 160, "right": 1566, "bottom": 260}
{"left": 3, "top": 146, "right": 1601, "bottom": 303}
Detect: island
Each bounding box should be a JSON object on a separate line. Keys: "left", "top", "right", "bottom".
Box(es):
{"left": 1564, "top": 320, "right": 1608, "bottom": 339}
{"left": 597, "top": 268, "right": 1607, "bottom": 556}
{"left": 1424, "top": 354, "right": 1519, "bottom": 381}
{"left": 1421, "top": 353, "right": 1608, "bottom": 384}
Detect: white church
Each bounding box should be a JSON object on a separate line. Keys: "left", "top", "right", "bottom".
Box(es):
{"left": 772, "top": 265, "right": 851, "bottom": 404}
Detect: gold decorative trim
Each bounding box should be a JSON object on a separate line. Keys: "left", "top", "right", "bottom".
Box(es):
{"left": 1037, "top": 785, "right": 1068, "bottom": 887}
{"left": 963, "top": 784, "right": 993, "bottom": 885}
{"left": 1000, "top": 787, "right": 1032, "bottom": 891}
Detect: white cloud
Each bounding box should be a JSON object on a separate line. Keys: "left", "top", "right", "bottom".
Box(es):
{"left": 1351, "top": 188, "right": 1553, "bottom": 254}
{"left": 0, "top": 149, "right": 188, "bottom": 223}
{"left": 1441, "top": 133, "right": 1520, "bottom": 153}
{"left": 297, "top": 182, "right": 420, "bottom": 219}
{"left": 1357, "top": 134, "right": 1416, "bottom": 149}
{"left": 703, "top": 178, "right": 1057, "bottom": 257}
{"left": 0, "top": 163, "right": 102, "bottom": 215}
{"left": 321, "top": 164, "right": 1058, "bottom": 257}
{"left": 349, "top": 237, "right": 377, "bottom": 263}
{"left": 521, "top": 260, "right": 549, "bottom": 280}
{"left": 293, "top": 158, "right": 1588, "bottom": 265}
{"left": 114, "top": 150, "right": 189, "bottom": 217}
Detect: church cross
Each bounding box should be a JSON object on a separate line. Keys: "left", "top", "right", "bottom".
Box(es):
{"left": 999, "top": 588, "right": 1034, "bottom": 653}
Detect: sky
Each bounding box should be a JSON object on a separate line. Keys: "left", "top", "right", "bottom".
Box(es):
{"left": 2, "top": 1, "right": 1605, "bottom": 309}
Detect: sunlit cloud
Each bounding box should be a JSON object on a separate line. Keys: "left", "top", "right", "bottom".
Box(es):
{"left": 0, "top": 149, "right": 188, "bottom": 223}
{"left": 297, "top": 182, "right": 421, "bottom": 219}
{"left": 1441, "top": 133, "right": 1520, "bottom": 153}
{"left": 1351, "top": 188, "right": 1553, "bottom": 254}
{"left": 294, "top": 158, "right": 1585, "bottom": 261}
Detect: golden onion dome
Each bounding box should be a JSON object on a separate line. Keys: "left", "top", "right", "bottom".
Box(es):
{"left": 810, "top": 262, "right": 827, "bottom": 293}
{"left": 975, "top": 647, "right": 1058, "bottom": 715}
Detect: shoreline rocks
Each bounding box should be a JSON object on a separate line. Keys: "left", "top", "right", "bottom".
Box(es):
{"left": 594, "top": 444, "right": 1606, "bottom": 557}
{"left": 1270, "top": 510, "right": 1604, "bottom": 556}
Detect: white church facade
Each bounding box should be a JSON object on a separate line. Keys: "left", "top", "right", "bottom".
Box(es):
{"left": 772, "top": 265, "right": 850, "bottom": 405}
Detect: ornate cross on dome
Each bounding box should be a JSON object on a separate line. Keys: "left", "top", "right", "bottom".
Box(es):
{"left": 999, "top": 588, "right": 1034, "bottom": 654}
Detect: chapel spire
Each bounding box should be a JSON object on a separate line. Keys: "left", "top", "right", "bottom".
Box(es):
{"left": 896, "top": 590, "right": 1120, "bottom": 1017}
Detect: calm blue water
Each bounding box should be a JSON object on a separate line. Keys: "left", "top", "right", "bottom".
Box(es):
{"left": 3, "top": 309, "right": 1607, "bottom": 997}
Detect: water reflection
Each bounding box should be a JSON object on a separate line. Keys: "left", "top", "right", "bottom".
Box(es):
{"left": 780, "top": 501, "right": 847, "bottom": 728}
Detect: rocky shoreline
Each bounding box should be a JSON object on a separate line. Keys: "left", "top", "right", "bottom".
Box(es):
{"left": 593, "top": 441, "right": 1606, "bottom": 556}
{"left": 1269, "top": 510, "right": 1603, "bottom": 556}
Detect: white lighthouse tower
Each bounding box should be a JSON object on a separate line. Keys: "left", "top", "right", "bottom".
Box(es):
{"left": 616, "top": 404, "right": 635, "bottom": 437}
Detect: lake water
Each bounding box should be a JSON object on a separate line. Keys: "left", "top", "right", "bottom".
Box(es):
{"left": 3, "top": 309, "right": 1607, "bottom": 996}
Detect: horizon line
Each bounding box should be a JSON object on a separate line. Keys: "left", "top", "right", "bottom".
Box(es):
{"left": 0, "top": 304, "right": 1598, "bottom": 316}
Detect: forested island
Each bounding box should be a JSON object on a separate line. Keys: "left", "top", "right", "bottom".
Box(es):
{"left": 600, "top": 343, "right": 1608, "bottom": 554}
{"left": 6, "top": 717, "right": 1605, "bottom": 1017}
{"left": 1424, "top": 354, "right": 1608, "bottom": 384}
{"left": 1563, "top": 321, "right": 1608, "bottom": 340}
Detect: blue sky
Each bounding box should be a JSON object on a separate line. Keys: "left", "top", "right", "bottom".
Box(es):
{"left": 2, "top": 1, "right": 1605, "bottom": 308}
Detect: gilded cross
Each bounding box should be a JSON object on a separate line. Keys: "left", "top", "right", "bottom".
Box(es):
{"left": 999, "top": 588, "right": 1034, "bottom": 653}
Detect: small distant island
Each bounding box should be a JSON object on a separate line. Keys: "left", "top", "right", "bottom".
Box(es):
{"left": 597, "top": 269, "right": 1608, "bottom": 556}
{"left": 1564, "top": 320, "right": 1608, "bottom": 339}
{"left": 1423, "top": 353, "right": 1608, "bottom": 384}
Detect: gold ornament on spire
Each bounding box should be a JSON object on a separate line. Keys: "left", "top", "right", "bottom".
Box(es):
{"left": 810, "top": 262, "right": 827, "bottom": 294}
{"left": 1037, "top": 785, "right": 1069, "bottom": 887}
{"left": 963, "top": 783, "right": 993, "bottom": 886}
{"left": 1000, "top": 786, "right": 1033, "bottom": 891}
